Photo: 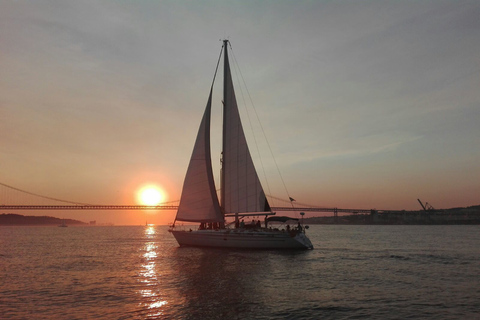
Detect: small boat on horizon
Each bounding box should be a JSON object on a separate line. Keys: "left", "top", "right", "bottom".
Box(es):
{"left": 169, "top": 40, "right": 313, "bottom": 250}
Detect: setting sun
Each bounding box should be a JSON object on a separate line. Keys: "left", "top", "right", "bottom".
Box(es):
{"left": 137, "top": 185, "right": 166, "bottom": 206}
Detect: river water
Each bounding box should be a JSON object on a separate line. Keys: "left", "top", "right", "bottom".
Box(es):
{"left": 1, "top": 225, "right": 479, "bottom": 319}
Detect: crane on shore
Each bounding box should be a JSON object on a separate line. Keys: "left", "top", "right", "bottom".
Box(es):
{"left": 417, "top": 199, "right": 434, "bottom": 211}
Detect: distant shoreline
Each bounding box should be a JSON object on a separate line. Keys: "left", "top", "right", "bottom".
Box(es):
{"left": 0, "top": 213, "right": 86, "bottom": 226}
{"left": 303, "top": 205, "right": 480, "bottom": 225}
{"left": 2, "top": 206, "right": 480, "bottom": 226}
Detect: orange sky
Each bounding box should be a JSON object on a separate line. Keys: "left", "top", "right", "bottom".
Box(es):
{"left": 1, "top": 1, "right": 479, "bottom": 225}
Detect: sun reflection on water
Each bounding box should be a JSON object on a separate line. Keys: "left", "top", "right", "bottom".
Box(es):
{"left": 149, "top": 300, "right": 168, "bottom": 309}
{"left": 138, "top": 225, "right": 168, "bottom": 316}
{"left": 144, "top": 243, "right": 157, "bottom": 260}
{"left": 145, "top": 225, "right": 156, "bottom": 236}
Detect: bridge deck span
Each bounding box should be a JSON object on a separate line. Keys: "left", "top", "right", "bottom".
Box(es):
{"left": 1, "top": 205, "right": 373, "bottom": 214}
{"left": 0, "top": 205, "right": 179, "bottom": 210}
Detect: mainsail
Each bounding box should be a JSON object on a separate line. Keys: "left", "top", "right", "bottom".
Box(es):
{"left": 221, "top": 43, "right": 271, "bottom": 214}
{"left": 175, "top": 88, "right": 223, "bottom": 223}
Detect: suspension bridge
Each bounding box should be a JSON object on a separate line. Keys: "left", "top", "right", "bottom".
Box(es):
{"left": 0, "top": 182, "right": 373, "bottom": 215}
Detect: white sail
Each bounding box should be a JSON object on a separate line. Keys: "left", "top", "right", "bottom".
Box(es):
{"left": 175, "top": 89, "right": 223, "bottom": 223}
{"left": 221, "top": 47, "right": 271, "bottom": 214}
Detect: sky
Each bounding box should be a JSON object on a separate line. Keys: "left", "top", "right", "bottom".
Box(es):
{"left": 1, "top": 0, "right": 479, "bottom": 225}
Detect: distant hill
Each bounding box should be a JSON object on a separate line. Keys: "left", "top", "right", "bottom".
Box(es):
{"left": 0, "top": 214, "right": 86, "bottom": 226}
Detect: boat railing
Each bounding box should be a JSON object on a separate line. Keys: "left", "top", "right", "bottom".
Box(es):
{"left": 171, "top": 222, "right": 306, "bottom": 237}
{"left": 168, "top": 224, "right": 198, "bottom": 232}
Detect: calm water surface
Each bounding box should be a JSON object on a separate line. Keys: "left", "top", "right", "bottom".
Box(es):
{"left": 1, "top": 225, "right": 479, "bottom": 319}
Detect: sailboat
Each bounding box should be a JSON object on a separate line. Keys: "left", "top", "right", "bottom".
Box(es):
{"left": 169, "top": 40, "right": 313, "bottom": 250}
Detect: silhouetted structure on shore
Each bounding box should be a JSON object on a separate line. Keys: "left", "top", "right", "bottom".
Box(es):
{"left": 304, "top": 205, "right": 480, "bottom": 225}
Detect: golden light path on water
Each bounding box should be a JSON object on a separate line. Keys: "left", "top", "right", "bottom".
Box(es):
{"left": 139, "top": 225, "right": 167, "bottom": 317}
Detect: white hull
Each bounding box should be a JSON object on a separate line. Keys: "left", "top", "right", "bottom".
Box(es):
{"left": 170, "top": 229, "right": 313, "bottom": 250}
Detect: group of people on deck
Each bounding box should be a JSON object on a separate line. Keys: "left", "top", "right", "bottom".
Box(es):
{"left": 235, "top": 219, "right": 262, "bottom": 229}
{"left": 286, "top": 222, "right": 303, "bottom": 233}
{"left": 198, "top": 219, "right": 303, "bottom": 236}
{"left": 198, "top": 222, "right": 221, "bottom": 230}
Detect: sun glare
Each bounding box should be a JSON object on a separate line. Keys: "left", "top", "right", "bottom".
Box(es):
{"left": 138, "top": 185, "right": 165, "bottom": 206}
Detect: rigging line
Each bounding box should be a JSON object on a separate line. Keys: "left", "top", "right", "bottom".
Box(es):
{"left": 210, "top": 41, "right": 224, "bottom": 89}
{"left": 266, "top": 194, "right": 326, "bottom": 208}
{"left": 229, "top": 46, "right": 274, "bottom": 206}
{"left": 0, "top": 182, "right": 92, "bottom": 205}
{"left": 159, "top": 199, "right": 180, "bottom": 204}
{"left": 201, "top": 41, "right": 224, "bottom": 208}
{"left": 229, "top": 49, "right": 294, "bottom": 213}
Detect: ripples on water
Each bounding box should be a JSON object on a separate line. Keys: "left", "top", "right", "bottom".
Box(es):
{"left": 1, "top": 225, "right": 479, "bottom": 319}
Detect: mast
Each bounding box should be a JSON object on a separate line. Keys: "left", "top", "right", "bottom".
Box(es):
{"left": 220, "top": 39, "right": 229, "bottom": 212}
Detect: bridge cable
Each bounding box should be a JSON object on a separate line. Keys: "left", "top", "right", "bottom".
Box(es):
{"left": 0, "top": 182, "right": 92, "bottom": 205}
